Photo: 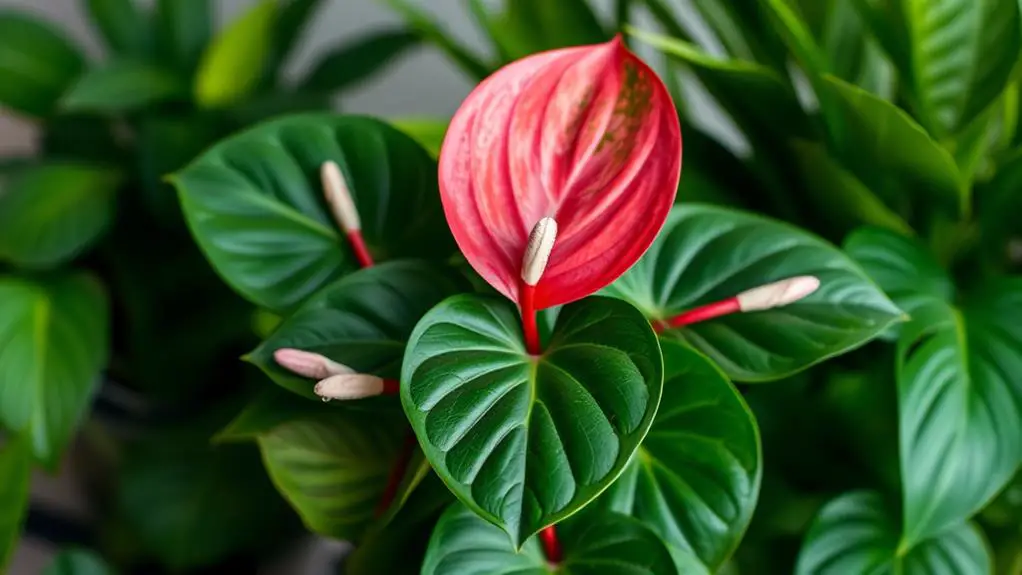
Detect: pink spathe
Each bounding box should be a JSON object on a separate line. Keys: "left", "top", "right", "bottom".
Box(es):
{"left": 439, "top": 36, "right": 682, "bottom": 310}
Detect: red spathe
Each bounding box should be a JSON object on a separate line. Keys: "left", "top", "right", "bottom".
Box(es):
{"left": 439, "top": 36, "right": 683, "bottom": 310}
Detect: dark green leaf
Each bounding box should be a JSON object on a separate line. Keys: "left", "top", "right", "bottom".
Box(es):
{"left": 688, "top": 0, "right": 788, "bottom": 69}
{"left": 897, "top": 279, "right": 1022, "bottom": 545}
{"left": 823, "top": 0, "right": 894, "bottom": 99}
{"left": 61, "top": 60, "right": 184, "bottom": 113}
{"left": 822, "top": 75, "right": 967, "bottom": 214}
{"left": 172, "top": 114, "right": 453, "bottom": 312}
{"left": 0, "top": 12, "right": 84, "bottom": 117}
{"left": 83, "top": 0, "right": 150, "bottom": 56}
{"left": 300, "top": 29, "right": 420, "bottom": 93}
{"left": 41, "top": 115, "right": 123, "bottom": 164}
{"left": 119, "top": 436, "right": 295, "bottom": 569}
{"left": 194, "top": 0, "right": 275, "bottom": 108}
{"left": 275, "top": 0, "right": 324, "bottom": 69}
{"left": 0, "top": 273, "right": 109, "bottom": 466}
{"left": 796, "top": 491, "right": 991, "bottom": 574}
{"left": 628, "top": 28, "right": 812, "bottom": 141}
{"left": 42, "top": 548, "right": 115, "bottom": 575}
{"left": 136, "top": 114, "right": 223, "bottom": 224}
{"left": 378, "top": 0, "right": 491, "bottom": 79}
{"left": 0, "top": 163, "right": 122, "bottom": 267}
{"left": 603, "top": 204, "right": 903, "bottom": 381}
{"left": 390, "top": 118, "right": 447, "bottom": 158}
{"left": 403, "top": 295, "right": 663, "bottom": 547}
{"left": 155, "top": 0, "right": 211, "bottom": 76}
{"left": 248, "top": 261, "right": 463, "bottom": 398}
{"left": 497, "top": 0, "right": 608, "bottom": 58}
{"left": 595, "top": 341, "right": 760, "bottom": 571}
{"left": 0, "top": 436, "right": 31, "bottom": 572}
{"left": 422, "top": 504, "right": 679, "bottom": 575}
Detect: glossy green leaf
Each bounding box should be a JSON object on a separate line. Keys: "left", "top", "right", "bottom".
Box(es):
{"left": 629, "top": 28, "right": 812, "bottom": 141}
{"left": 790, "top": 140, "right": 912, "bottom": 236}
{"left": 377, "top": 0, "right": 490, "bottom": 79}
{"left": 0, "top": 164, "right": 122, "bottom": 268}
{"left": 0, "top": 13, "right": 84, "bottom": 117}
{"left": 173, "top": 114, "right": 453, "bottom": 311}
{"left": 62, "top": 60, "right": 184, "bottom": 112}
{"left": 83, "top": 0, "right": 150, "bottom": 56}
{"left": 796, "top": 491, "right": 991, "bottom": 574}
{"left": 194, "top": 0, "right": 275, "bottom": 108}
{"left": 402, "top": 295, "right": 663, "bottom": 547}
{"left": 422, "top": 504, "right": 679, "bottom": 575}
{"left": 42, "top": 549, "right": 115, "bottom": 575}
{"left": 390, "top": 118, "right": 448, "bottom": 158}
{"left": 0, "top": 437, "right": 31, "bottom": 572}
{"left": 154, "top": 0, "right": 211, "bottom": 75}
{"left": 595, "top": 341, "right": 760, "bottom": 571}
{"left": 604, "top": 204, "right": 903, "bottom": 382}
{"left": 119, "top": 434, "right": 295, "bottom": 569}
{"left": 897, "top": 279, "right": 1022, "bottom": 545}
{"left": 275, "top": 0, "right": 324, "bottom": 68}
{"left": 0, "top": 273, "right": 109, "bottom": 466}
{"left": 300, "top": 29, "right": 420, "bottom": 93}
{"left": 823, "top": 75, "right": 966, "bottom": 214}
{"left": 248, "top": 261, "right": 464, "bottom": 398}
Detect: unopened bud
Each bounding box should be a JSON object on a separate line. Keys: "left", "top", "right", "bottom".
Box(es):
{"left": 314, "top": 373, "right": 386, "bottom": 401}
{"left": 521, "top": 217, "right": 558, "bottom": 286}
{"left": 321, "top": 161, "right": 361, "bottom": 232}
{"left": 273, "top": 348, "right": 354, "bottom": 380}
{"left": 737, "top": 276, "right": 820, "bottom": 312}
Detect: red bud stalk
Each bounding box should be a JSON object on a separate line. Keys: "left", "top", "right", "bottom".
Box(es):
{"left": 655, "top": 276, "right": 821, "bottom": 331}
{"left": 322, "top": 161, "right": 375, "bottom": 268}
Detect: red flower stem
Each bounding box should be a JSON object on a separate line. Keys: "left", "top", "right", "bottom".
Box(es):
{"left": 347, "top": 230, "right": 375, "bottom": 268}
{"left": 540, "top": 525, "right": 563, "bottom": 564}
{"left": 520, "top": 282, "right": 541, "bottom": 355}
{"left": 375, "top": 433, "right": 416, "bottom": 517}
{"left": 382, "top": 379, "right": 400, "bottom": 395}
{"left": 654, "top": 297, "right": 741, "bottom": 333}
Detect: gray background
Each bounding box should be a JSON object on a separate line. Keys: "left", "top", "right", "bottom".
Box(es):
{"left": 1, "top": 0, "right": 729, "bottom": 572}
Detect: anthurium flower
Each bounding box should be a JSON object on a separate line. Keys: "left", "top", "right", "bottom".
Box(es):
{"left": 439, "top": 36, "right": 682, "bottom": 311}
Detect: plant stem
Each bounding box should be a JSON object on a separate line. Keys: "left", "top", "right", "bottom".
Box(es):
{"left": 656, "top": 298, "right": 741, "bottom": 332}
{"left": 375, "top": 433, "right": 416, "bottom": 517}
{"left": 540, "top": 525, "right": 563, "bottom": 564}
{"left": 520, "top": 283, "right": 540, "bottom": 354}
{"left": 346, "top": 230, "right": 375, "bottom": 268}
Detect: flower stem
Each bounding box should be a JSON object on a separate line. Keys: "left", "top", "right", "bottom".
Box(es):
{"left": 346, "top": 230, "right": 375, "bottom": 268}
{"left": 540, "top": 525, "right": 563, "bottom": 564}
{"left": 376, "top": 433, "right": 416, "bottom": 517}
{"left": 520, "top": 282, "right": 541, "bottom": 354}
{"left": 655, "top": 297, "right": 741, "bottom": 332}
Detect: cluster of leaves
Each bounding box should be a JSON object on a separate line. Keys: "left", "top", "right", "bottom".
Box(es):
{"left": 0, "top": 0, "right": 425, "bottom": 573}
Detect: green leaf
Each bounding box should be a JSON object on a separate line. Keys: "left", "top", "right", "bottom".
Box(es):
{"left": 62, "top": 60, "right": 184, "bottom": 113}
{"left": 789, "top": 140, "right": 912, "bottom": 237}
{"left": 497, "top": 0, "right": 608, "bottom": 57}
{"left": 274, "top": 0, "right": 324, "bottom": 69}
{"left": 172, "top": 114, "right": 453, "bottom": 312}
{"left": 299, "top": 29, "right": 421, "bottom": 94}
{"left": 402, "top": 295, "right": 663, "bottom": 547}
{"left": 823, "top": 0, "right": 894, "bottom": 99}
{"left": 0, "top": 437, "right": 31, "bottom": 572}
{"left": 422, "top": 504, "right": 679, "bottom": 575}
{"left": 0, "top": 273, "right": 109, "bottom": 466}
{"left": 83, "top": 0, "right": 150, "bottom": 56}
{"left": 594, "top": 341, "right": 760, "bottom": 571}
{"left": 247, "top": 261, "right": 464, "bottom": 399}
{"left": 603, "top": 204, "right": 903, "bottom": 382}
{"left": 0, "top": 12, "right": 84, "bottom": 117}
{"left": 896, "top": 279, "right": 1022, "bottom": 545}
{"left": 154, "top": 0, "right": 211, "bottom": 76}
{"left": 796, "top": 491, "right": 992, "bottom": 574}
{"left": 822, "top": 75, "right": 967, "bottom": 215}
{"left": 42, "top": 548, "right": 115, "bottom": 575}
{"left": 687, "top": 0, "right": 787, "bottom": 69}
{"left": 119, "top": 434, "right": 295, "bottom": 569}
{"left": 629, "top": 28, "right": 812, "bottom": 141}
{"left": 377, "top": 0, "right": 491, "bottom": 80}
{"left": 390, "top": 118, "right": 448, "bottom": 158}
{"left": 0, "top": 163, "right": 122, "bottom": 268}
{"left": 194, "top": 0, "right": 275, "bottom": 108}
{"left": 135, "top": 114, "right": 223, "bottom": 223}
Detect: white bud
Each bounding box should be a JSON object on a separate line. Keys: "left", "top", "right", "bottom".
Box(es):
{"left": 321, "top": 161, "right": 361, "bottom": 232}
{"left": 737, "top": 276, "right": 820, "bottom": 312}
{"left": 273, "top": 348, "right": 354, "bottom": 380}
{"left": 314, "top": 373, "right": 386, "bottom": 401}
{"left": 521, "top": 217, "right": 558, "bottom": 286}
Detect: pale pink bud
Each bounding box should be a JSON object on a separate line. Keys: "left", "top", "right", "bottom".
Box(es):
{"left": 273, "top": 348, "right": 354, "bottom": 380}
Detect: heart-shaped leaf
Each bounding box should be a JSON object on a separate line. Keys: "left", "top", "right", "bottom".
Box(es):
{"left": 0, "top": 436, "right": 31, "bottom": 572}
{"left": 62, "top": 60, "right": 185, "bottom": 112}
{"left": 796, "top": 491, "right": 991, "bottom": 574}
{"left": 594, "top": 340, "right": 760, "bottom": 571}
{"left": 422, "top": 504, "right": 679, "bottom": 575}
{"left": 402, "top": 294, "right": 663, "bottom": 547}
{"left": 0, "top": 163, "right": 123, "bottom": 268}
{"left": 0, "top": 13, "right": 85, "bottom": 118}
{"left": 0, "top": 273, "right": 109, "bottom": 466}
{"left": 173, "top": 114, "right": 453, "bottom": 311}
{"left": 603, "top": 204, "right": 903, "bottom": 382}
{"left": 247, "top": 261, "right": 464, "bottom": 398}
